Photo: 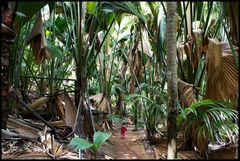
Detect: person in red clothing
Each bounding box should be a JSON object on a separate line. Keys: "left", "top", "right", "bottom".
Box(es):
{"left": 121, "top": 122, "right": 127, "bottom": 139}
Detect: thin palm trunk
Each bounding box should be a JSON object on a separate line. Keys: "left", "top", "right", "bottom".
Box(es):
{"left": 115, "top": 61, "right": 127, "bottom": 116}
{"left": 166, "top": 2, "right": 178, "bottom": 159}
{"left": 1, "top": 2, "right": 16, "bottom": 129}
{"left": 115, "top": 60, "right": 127, "bottom": 116}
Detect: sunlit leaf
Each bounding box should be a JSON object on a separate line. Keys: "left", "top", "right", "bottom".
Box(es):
{"left": 31, "top": 97, "right": 49, "bottom": 110}
{"left": 93, "top": 131, "right": 111, "bottom": 152}
{"left": 87, "top": 2, "right": 97, "bottom": 15}
{"left": 69, "top": 137, "right": 93, "bottom": 152}
{"left": 101, "top": 2, "right": 146, "bottom": 23}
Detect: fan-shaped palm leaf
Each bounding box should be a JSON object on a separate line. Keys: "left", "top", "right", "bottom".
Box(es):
{"left": 205, "top": 38, "right": 238, "bottom": 105}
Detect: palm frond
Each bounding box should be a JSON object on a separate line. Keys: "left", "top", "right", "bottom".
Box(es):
{"left": 205, "top": 38, "right": 238, "bottom": 103}
{"left": 177, "top": 99, "right": 238, "bottom": 156}
{"left": 178, "top": 79, "right": 197, "bottom": 108}
{"left": 101, "top": 2, "right": 146, "bottom": 23}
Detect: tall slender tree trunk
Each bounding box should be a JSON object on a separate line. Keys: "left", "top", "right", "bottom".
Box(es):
{"left": 166, "top": 2, "right": 178, "bottom": 159}
{"left": 115, "top": 60, "right": 127, "bottom": 116}
{"left": 1, "top": 2, "right": 16, "bottom": 129}
{"left": 74, "top": 70, "right": 84, "bottom": 136}
{"left": 74, "top": 2, "right": 95, "bottom": 138}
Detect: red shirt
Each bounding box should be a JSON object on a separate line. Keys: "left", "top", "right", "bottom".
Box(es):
{"left": 121, "top": 126, "right": 127, "bottom": 133}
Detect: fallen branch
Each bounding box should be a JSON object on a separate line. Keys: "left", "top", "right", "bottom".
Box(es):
{"left": 2, "top": 129, "right": 20, "bottom": 138}
{"left": 9, "top": 88, "right": 63, "bottom": 139}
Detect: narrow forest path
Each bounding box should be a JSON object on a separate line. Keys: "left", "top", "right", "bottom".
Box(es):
{"left": 102, "top": 123, "right": 154, "bottom": 159}
{"left": 101, "top": 122, "right": 204, "bottom": 160}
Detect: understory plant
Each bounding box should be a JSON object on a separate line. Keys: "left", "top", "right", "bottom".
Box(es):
{"left": 69, "top": 131, "right": 111, "bottom": 158}
{"left": 177, "top": 99, "right": 238, "bottom": 157}
{"left": 125, "top": 90, "right": 167, "bottom": 144}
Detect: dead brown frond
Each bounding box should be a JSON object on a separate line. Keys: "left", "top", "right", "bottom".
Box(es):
{"left": 177, "top": 30, "right": 204, "bottom": 69}
{"left": 61, "top": 91, "right": 77, "bottom": 130}
{"left": 7, "top": 115, "right": 41, "bottom": 140}
{"left": 39, "top": 126, "right": 62, "bottom": 159}
{"left": 90, "top": 93, "right": 111, "bottom": 113}
{"left": 205, "top": 38, "right": 238, "bottom": 104}
{"left": 178, "top": 79, "right": 197, "bottom": 108}
{"left": 49, "top": 120, "right": 66, "bottom": 129}
{"left": 27, "top": 12, "right": 51, "bottom": 64}
{"left": 31, "top": 97, "right": 49, "bottom": 110}
{"left": 55, "top": 95, "right": 65, "bottom": 119}
{"left": 90, "top": 93, "right": 104, "bottom": 104}
{"left": 177, "top": 79, "right": 209, "bottom": 157}
{"left": 138, "top": 27, "right": 153, "bottom": 57}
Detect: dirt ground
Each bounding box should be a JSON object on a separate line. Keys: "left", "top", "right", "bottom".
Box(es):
{"left": 102, "top": 123, "right": 152, "bottom": 159}
{"left": 102, "top": 122, "right": 238, "bottom": 160}
{"left": 102, "top": 123, "right": 204, "bottom": 160}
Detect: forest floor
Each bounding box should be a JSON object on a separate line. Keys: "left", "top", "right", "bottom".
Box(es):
{"left": 101, "top": 122, "right": 203, "bottom": 160}
{"left": 102, "top": 123, "right": 154, "bottom": 159}
{"left": 1, "top": 116, "right": 237, "bottom": 160}
{"left": 101, "top": 121, "right": 237, "bottom": 160}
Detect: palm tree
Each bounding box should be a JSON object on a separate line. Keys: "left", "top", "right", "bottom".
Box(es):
{"left": 1, "top": 2, "right": 16, "bottom": 129}
{"left": 176, "top": 2, "right": 239, "bottom": 157}
{"left": 166, "top": 2, "right": 178, "bottom": 159}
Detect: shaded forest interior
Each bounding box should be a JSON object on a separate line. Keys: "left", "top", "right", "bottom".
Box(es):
{"left": 1, "top": 1, "right": 239, "bottom": 160}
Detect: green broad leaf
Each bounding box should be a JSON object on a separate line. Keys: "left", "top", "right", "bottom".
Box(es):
{"left": 106, "top": 12, "right": 116, "bottom": 27}
{"left": 124, "top": 94, "right": 133, "bottom": 102}
{"left": 119, "top": 17, "right": 135, "bottom": 33}
{"left": 183, "top": 107, "right": 191, "bottom": 114}
{"left": 189, "top": 99, "right": 215, "bottom": 109}
{"left": 47, "top": 41, "right": 64, "bottom": 61}
{"left": 55, "top": 16, "right": 68, "bottom": 33}
{"left": 69, "top": 137, "right": 93, "bottom": 152}
{"left": 177, "top": 111, "right": 187, "bottom": 126}
{"left": 102, "top": 2, "right": 146, "bottom": 23}
{"left": 93, "top": 131, "right": 111, "bottom": 152}
{"left": 87, "top": 2, "right": 97, "bottom": 15}
{"left": 147, "top": 2, "right": 156, "bottom": 18}
{"left": 189, "top": 107, "right": 198, "bottom": 116}
{"left": 111, "top": 84, "right": 126, "bottom": 95}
